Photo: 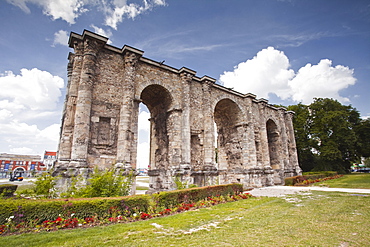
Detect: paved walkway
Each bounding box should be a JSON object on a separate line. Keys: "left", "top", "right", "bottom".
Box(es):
{"left": 249, "top": 185, "right": 370, "bottom": 197}
{"left": 0, "top": 178, "right": 35, "bottom": 185}
{"left": 3, "top": 178, "right": 369, "bottom": 197}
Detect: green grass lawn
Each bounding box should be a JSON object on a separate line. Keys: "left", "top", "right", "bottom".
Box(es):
{"left": 3, "top": 174, "right": 370, "bottom": 246}
{"left": 3, "top": 191, "right": 370, "bottom": 246}
{"left": 136, "top": 176, "right": 149, "bottom": 183}
{"left": 314, "top": 173, "right": 370, "bottom": 189}
{"left": 15, "top": 184, "right": 35, "bottom": 192}
{"left": 135, "top": 186, "right": 149, "bottom": 190}
{"left": 136, "top": 176, "right": 149, "bottom": 191}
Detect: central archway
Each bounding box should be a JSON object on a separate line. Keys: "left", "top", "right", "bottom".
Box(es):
{"left": 140, "top": 84, "right": 172, "bottom": 170}
{"left": 214, "top": 99, "right": 243, "bottom": 170}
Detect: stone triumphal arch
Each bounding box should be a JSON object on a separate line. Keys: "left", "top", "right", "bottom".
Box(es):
{"left": 55, "top": 30, "right": 301, "bottom": 193}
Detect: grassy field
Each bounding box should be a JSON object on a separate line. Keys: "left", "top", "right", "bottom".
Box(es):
{"left": 136, "top": 176, "right": 149, "bottom": 191}
{"left": 314, "top": 173, "right": 370, "bottom": 189}
{"left": 2, "top": 190, "right": 370, "bottom": 246}
{"left": 3, "top": 174, "right": 369, "bottom": 246}
{"left": 15, "top": 183, "right": 35, "bottom": 192}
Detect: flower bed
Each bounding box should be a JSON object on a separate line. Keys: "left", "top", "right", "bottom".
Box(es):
{"left": 0, "top": 183, "right": 247, "bottom": 235}
{"left": 294, "top": 174, "right": 344, "bottom": 186}
{"left": 284, "top": 171, "right": 341, "bottom": 186}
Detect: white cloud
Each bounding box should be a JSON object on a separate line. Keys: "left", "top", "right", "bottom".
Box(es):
{"left": 2, "top": 121, "right": 60, "bottom": 155}
{"left": 288, "top": 59, "right": 356, "bottom": 104}
{"left": 0, "top": 68, "right": 64, "bottom": 155}
{"left": 53, "top": 30, "right": 69, "bottom": 46}
{"left": 104, "top": 0, "right": 166, "bottom": 30}
{"left": 7, "top": 0, "right": 166, "bottom": 28}
{"left": 0, "top": 69, "right": 64, "bottom": 111}
{"left": 38, "top": 124, "right": 61, "bottom": 142}
{"left": 7, "top": 0, "right": 88, "bottom": 24}
{"left": 220, "top": 47, "right": 295, "bottom": 100}
{"left": 0, "top": 109, "right": 14, "bottom": 121}
{"left": 6, "top": 0, "right": 30, "bottom": 13}
{"left": 219, "top": 47, "right": 356, "bottom": 105}
{"left": 138, "top": 110, "right": 150, "bottom": 132}
{"left": 10, "top": 147, "right": 34, "bottom": 155}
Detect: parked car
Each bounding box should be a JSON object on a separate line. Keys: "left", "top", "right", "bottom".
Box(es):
{"left": 9, "top": 171, "right": 24, "bottom": 181}
{"left": 356, "top": 168, "right": 370, "bottom": 173}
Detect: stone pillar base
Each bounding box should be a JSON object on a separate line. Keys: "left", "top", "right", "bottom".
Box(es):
{"left": 146, "top": 169, "right": 176, "bottom": 194}
{"left": 114, "top": 163, "right": 137, "bottom": 195}
{"left": 52, "top": 160, "right": 92, "bottom": 194}
{"left": 217, "top": 167, "right": 275, "bottom": 189}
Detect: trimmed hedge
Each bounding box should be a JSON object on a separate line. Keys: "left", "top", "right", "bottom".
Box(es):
{"left": 285, "top": 171, "right": 338, "bottom": 186}
{"left": 0, "top": 184, "right": 243, "bottom": 225}
{"left": 302, "top": 171, "right": 338, "bottom": 177}
{"left": 0, "top": 195, "right": 151, "bottom": 225}
{"left": 152, "top": 183, "right": 243, "bottom": 209}
{"left": 0, "top": 184, "right": 18, "bottom": 197}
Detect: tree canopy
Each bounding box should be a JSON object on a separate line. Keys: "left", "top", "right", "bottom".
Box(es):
{"left": 288, "top": 98, "right": 368, "bottom": 173}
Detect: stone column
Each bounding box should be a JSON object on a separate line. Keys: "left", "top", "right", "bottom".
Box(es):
{"left": 286, "top": 111, "right": 301, "bottom": 175}
{"left": 258, "top": 106, "right": 271, "bottom": 168}
{"left": 116, "top": 51, "right": 139, "bottom": 167}
{"left": 70, "top": 38, "right": 99, "bottom": 166}
{"left": 168, "top": 109, "right": 182, "bottom": 168}
{"left": 129, "top": 99, "right": 140, "bottom": 170}
{"left": 242, "top": 122, "right": 257, "bottom": 169}
{"left": 202, "top": 80, "right": 215, "bottom": 167}
{"left": 149, "top": 117, "right": 156, "bottom": 169}
{"left": 179, "top": 71, "right": 193, "bottom": 169}
{"left": 279, "top": 110, "right": 289, "bottom": 171}
{"left": 58, "top": 49, "right": 82, "bottom": 162}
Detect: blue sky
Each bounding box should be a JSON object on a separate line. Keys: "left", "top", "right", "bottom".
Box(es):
{"left": 0, "top": 1, "right": 369, "bottom": 166}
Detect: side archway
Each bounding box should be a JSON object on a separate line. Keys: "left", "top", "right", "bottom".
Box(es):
{"left": 266, "top": 119, "right": 281, "bottom": 170}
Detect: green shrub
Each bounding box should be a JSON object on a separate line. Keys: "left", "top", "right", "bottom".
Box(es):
{"left": 284, "top": 177, "right": 294, "bottom": 186}
{"left": 0, "top": 195, "right": 152, "bottom": 225}
{"left": 0, "top": 184, "right": 18, "bottom": 198}
{"left": 0, "top": 183, "right": 243, "bottom": 225}
{"left": 173, "top": 176, "right": 198, "bottom": 190}
{"left": 153, "top": 184, "right": 243, "bottom": 209}
{"left": 303, "top": 171, "right": 337, "bottom": 177}
{"left": 61, "top": 168, "right": 133, "bottom": 198}
{"left": 33, "top": 172, "right": 57, "bottom": 198}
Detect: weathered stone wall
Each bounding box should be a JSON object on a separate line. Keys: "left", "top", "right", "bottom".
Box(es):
{"left": 55, "top": 30, "right": 301, "bottom": 193}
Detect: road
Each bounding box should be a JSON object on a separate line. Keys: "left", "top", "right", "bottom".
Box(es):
{"left": 0, "top": 178, "right": 35, "bottom": 185}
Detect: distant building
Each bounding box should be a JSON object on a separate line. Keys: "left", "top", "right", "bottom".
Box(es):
{"left": 0, "top": 153, "right": 46, "bottom": 178}
{"left": 137, "top": 168, "right": 148, "bottom": 176}
{"left": 43, "top": 151, "right": 57, "bottom": 170}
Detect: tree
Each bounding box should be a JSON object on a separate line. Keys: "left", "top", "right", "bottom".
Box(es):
{"left": 355, "top": 118, "right": 370, "bottom": 158}
{"left": 289, "top": 98, "right": 362, "bottom": 173}
{"left": 287, "top": 103, "right": 316, "bottom": 172}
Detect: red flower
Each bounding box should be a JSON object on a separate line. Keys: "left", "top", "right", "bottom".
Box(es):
{"left": 85, "top": 217, "right": 95, "bottom": 223}
{"left": 140, "top": 213, "right": 151, "bottom": 219}
{"left": 55, "top": 217, "right": 63, "bottom": 222}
